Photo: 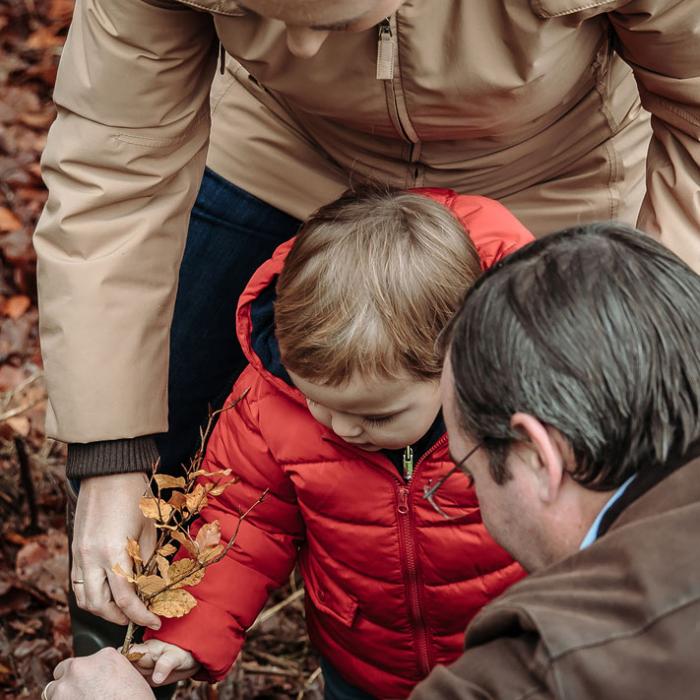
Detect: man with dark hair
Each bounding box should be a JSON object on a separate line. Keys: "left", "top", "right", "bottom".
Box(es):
{"left": 412, "top": 223, "right": 700, "bottom": 698}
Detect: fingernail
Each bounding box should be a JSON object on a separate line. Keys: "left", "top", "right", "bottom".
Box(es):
{"left": 149, "top": 622, "right": 161, "bottom": 630}
{"left": 153, "top": 673, "right": 163, "bottom": 684}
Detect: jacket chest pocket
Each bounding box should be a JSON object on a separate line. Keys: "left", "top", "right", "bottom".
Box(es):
{"left": 302, "top": 560, "right": 359, "bottom": 628}
{"left": 529, "top": 0, "right": 616, "bottom": 19}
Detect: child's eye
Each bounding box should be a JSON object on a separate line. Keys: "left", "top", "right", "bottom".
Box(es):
{"left": 364, "top": 415, "right": 395, "bottom": 427}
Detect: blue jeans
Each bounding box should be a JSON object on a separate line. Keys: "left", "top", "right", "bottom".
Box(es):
{"left": 322, "top": 659, "right": 376, "bottom": 700}
{"left": 154, "top": 168, "right": 301, "bottom": 470}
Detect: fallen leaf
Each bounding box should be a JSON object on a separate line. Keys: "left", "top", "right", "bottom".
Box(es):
{"left": 139, "top": 496, "right": 173, "bottom": 522}
{"left": 148, "top": 588, "right": 197, "bottom": 618}
{"left": 14, "top": 530, "right": 68, "bottom": 604}
{"left": 2, "top": 295, "right": 30, "bottom": 319}
{"left": 6, "top": 416, "right": 30, "bottom": 437}
{"left": 168, "top": 559, "right": 204, "bottom": 589}
{"left": 125, "top": 651, "right": 145, "bottom": 662}
{"left": 195, "top": 521, "right": 221, "bottom": 552}
{"left": 0, "top": 207, "right": 21, "bottom": 232}
{"left": 153, "top": 474, "right": 186, "bottom": 490}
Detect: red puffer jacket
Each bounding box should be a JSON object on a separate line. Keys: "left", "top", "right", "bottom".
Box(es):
{"left": 151, "top": 189, "right": 531, "bottom": 698}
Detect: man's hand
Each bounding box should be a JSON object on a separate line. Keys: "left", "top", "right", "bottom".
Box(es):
{"left": 130, "top": 639, "right": 201, "bottom": 686}
{"left": 44, "top": 647, "right": 154, "bottom": 700}
{"left": 72, "top": 472, "right": 160, "bottom": 629}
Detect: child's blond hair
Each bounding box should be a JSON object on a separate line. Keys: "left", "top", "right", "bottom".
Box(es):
{"left": 275, "top": 187, "right": 482, "bottom": 385}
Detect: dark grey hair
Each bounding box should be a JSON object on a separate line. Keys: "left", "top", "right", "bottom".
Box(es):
{"left": 446, "top": 223, "right": 700, "bottom": 490}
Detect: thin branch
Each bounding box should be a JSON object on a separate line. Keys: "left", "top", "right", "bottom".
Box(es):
{"left": 249, "top": 588, "right": 304, "bottom": 632}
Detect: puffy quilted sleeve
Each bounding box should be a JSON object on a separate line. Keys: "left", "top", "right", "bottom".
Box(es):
{"left": 34, "top": 0, "right": 218, "bottom": 442}
{"left": 609, "top": 0, "right": 700, "bottom": 272}
{"left": 145, "top": 383, "right": 304, "bottom": 681}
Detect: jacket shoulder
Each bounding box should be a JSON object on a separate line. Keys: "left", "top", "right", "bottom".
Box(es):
{"left": 427, "top": 189, "right": 535, "bottom": 269}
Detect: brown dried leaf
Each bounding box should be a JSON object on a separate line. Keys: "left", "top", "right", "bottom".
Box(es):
{"left": 199, "top": 544, "right": 225, "bottom": 565}
{"left": 2, "top": 295, "right": 31, "bottom": 320}
{"left": 195, "top": 521, "right": 221, "bottom": 553}
{"left": 125, "top": 651, "right": 145, "bottom": 662}
{"left": 207, "top": 483, "right": 229, "bottom": 497}
{"left": 134, "top": 574, "right": 167, "bottom": 598}
{"left": 0, "top": 207, "right": 21, "bottom": 232}
{"left": 155, "top": 555, "right": 170, "bottom": 582}
{"left": 171, "top": 530, "right": 198, "bottom": 557}
{"left": 185, "top": 484, "right": 208, "bottom": 515}
{"left": 169, "top": 559, "right": 205, "bottom": 589}
{"left": 148, "top": 588, "right": 197, "bottom": 618}
{"left": 139, "top": 497, "right": 173, "bottom": 523}
{"left": 158, "top": 544, "right": 177, "bottom": 557}
{"left": 188, "top": 468, "right": 232, "bottom": 481}
{"left": 153, "top": 474, "right": 186, "bottom": 490}
{"left": 111, "top": 562, "right": 135, "bottom": 583}
{"left": 168, "top": 491, "right": 187, "bottom": 510}
{"left": 126, "top": 538, "right": 142, "bottom": 565}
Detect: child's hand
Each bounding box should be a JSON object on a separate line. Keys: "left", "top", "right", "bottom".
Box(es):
{"left": 128, "top": 639, "right": 200, "bottom": 686}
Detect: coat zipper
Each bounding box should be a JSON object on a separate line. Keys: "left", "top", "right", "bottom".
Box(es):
{"left": 322, "top": 432, "right": 447, "bottom": 676}
{"left": 395, "top": 435, "right": 448, "bottom": 677}
{"left": 403, "top": 445, "right": 414, "bottom": 481}
{"left": 376, "top": 16, "right": 421, "bottom": 185}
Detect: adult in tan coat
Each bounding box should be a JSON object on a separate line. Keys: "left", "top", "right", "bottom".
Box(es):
{"left": 34, "top": 0, "right": 700, "bottom": 678}
{"left": 44, "top": 225, "right": 700, "bottom": 699}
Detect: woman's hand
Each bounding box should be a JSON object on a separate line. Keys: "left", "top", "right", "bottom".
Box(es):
{"left": 129, "top": 640, "right": 201, "bottom": 686}
{"left": 71, "top": 472, "right": 160, "bottom": 629}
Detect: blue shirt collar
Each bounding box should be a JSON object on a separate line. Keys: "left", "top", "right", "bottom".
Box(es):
{"left": 579, "top": 474, "right": 636, "bottom": 550}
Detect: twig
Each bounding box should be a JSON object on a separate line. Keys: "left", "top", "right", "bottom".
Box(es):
{"left": 249, "top": 588, "right": 304, "bottom": 631}
{"left": 14, "top": 436, "right": 39, "bottom": 534}
{"left": 296, "top": 666, "right": 323, "bottom": 699}
{"left": 0, "top": 395, "right": 44, "bottom": 423}
{"left": 121, "top": 621, "right": 136, "bottom": 655}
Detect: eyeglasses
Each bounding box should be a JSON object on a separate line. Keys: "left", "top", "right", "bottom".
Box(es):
{"left": 423, "top": 442, "right": 481, "bottom": 519}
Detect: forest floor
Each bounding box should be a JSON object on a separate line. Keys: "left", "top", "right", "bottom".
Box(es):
{"left": 0, "top": 2, "right": 320, "bottom": 697}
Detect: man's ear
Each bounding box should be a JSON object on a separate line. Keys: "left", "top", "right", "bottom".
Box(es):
{"left": 510, "top": 413, "right": 568, "bottom": 504}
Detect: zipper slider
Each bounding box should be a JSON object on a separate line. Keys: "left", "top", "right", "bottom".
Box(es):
{"left": 376, "top": 18, "right": 394, "bottom": 80}
{"left": 403, "top": 445, "right": 414, "bottom": 482}
{"left": 398, "top": 486, "right": 409, "bottom": 515}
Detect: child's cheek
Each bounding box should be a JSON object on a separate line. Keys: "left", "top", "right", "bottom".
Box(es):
{"left": 307, "top": 402, "right": 332, "bottom": 429}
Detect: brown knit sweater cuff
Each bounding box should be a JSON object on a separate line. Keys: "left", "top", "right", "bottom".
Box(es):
{"left": 66, "top": 436, "right": 159, "bottom": 479}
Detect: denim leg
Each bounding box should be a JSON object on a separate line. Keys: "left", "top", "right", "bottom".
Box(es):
{"left": 321, "top": 659, "right": 377, "bottom": 700}
{"left": 154, "top": 168, "right": 301, "bottom": 471}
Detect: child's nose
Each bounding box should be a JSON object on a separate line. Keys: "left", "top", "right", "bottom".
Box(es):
{"left": 331, "top": 413, "right": 363, "bottom": 439}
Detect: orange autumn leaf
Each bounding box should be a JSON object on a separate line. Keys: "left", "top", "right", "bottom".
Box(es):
{"left": 169, "top": 559, "right": 205, "bottom": 588}
{"left": 0, "top": 207, "right": 21, "bottom": 232}
{"left": 147, "top": 588, "right": 197, "bottom": 618}
{"left": 3, "top": 295, "right": 31, "bottom": 320}
{"left": 126, "top": 538, "right": 142, "bottom": 565}
{"left": 153, "top": 474, "right": 186, "bottom": 490}
{"left": 139, "top": 496, "right": 173, "bottom": 522}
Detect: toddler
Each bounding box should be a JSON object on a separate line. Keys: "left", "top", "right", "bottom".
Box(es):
{"left": 136, "top": 187, "right": 532, "bottom": 698}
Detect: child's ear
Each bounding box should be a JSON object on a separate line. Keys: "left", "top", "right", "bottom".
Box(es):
{"left": 509, "top": 413, "right": 569, "bottom": 504}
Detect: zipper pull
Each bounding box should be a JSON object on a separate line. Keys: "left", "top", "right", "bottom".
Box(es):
{"left": 398, "top": 486, "right": 409, "bottom": 515}
{"left": 376, "top": 18, "right": 394, "bottom": 80}
{"left": 403, "top": 445, "right": 414, "bottom": 482}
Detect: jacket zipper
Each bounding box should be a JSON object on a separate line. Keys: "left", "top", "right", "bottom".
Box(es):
{"left": 323, "top": 432, "right": 447, "bottom": 676}
{"left": 376, "top": 17, "right": 419, "bottom": 153}
{"left": 395, "top": 435, "right": 448, "bottom": 677}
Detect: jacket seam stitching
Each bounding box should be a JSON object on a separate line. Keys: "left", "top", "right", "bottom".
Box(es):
{"left": 113, "top": 110, "right": 209, "bottom": 149}
{"left": 533, "top": 0, "right": 617, "bottom": 18}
